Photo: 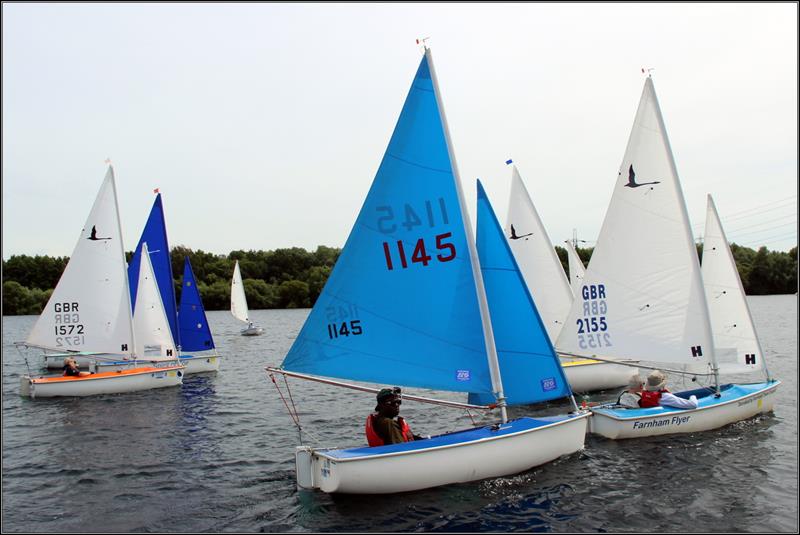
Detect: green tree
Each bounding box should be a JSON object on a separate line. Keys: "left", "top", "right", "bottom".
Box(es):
{"left": 278, "top": 280, "right": 310, "bottom": 308}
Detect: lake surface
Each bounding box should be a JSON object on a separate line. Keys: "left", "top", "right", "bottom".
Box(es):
{"left": 2, "top": 295, "right": 797, "bottom": 532}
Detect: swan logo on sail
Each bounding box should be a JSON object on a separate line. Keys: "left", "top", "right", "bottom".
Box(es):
{"left": 87, "top": 225, "right": 112, "bottom": 241}
{"left": 508, "top": 224, "right": 533, "bottom": 240}
{"left": 623, "top": 164, "right": 660, "bottom": 189}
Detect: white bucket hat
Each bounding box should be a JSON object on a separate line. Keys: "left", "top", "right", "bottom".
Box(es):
{"left": 645, "top": 370, "right": 667, "bottom": 391}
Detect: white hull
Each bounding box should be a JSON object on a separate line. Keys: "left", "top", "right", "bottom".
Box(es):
{"left": 240, "top": 326, "right": 264, "bottom": 336}
{"left": 181, "top": 355, "right": 221, "bottom": 373}
{"left": 589, "top": 381, "right": 779, "bottom": 439}
{"left": 561, "top": 357, "right": 637, "bottom": 393}
{"left": 20, "top": 366, "right": 185, "bottom": 398}
{"left": 296, "top": 413, "right": 590, "bottom": 494}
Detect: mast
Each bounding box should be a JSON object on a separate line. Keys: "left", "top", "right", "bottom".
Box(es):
{"left": 425, "top": 46, "right": 508, "bottom": 423}
{"left": 109, "top": 164, "right": 138, "bottom": 361}
{"left": 648, "top": 76, "right": 720, "bottom": 394}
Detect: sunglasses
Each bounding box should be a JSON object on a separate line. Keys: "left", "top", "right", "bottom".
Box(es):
{"left": 383, "top": 399, "right": 402, "bottom": 406}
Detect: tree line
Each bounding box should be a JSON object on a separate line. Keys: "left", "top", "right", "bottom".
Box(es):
{"left": 2, "top": 243, "right": 797, "bottom": 316}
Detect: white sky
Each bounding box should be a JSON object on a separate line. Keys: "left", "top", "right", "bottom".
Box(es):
{"left": 2, "top": 2, "right": 797, "bottom": 261}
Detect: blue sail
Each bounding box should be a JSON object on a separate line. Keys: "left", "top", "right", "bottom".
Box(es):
{"left": 468, "top": 180, "right": 572, "bottom": 406}
{"left": 178, "top": 256, "right": 216, "bottom": 352}
{"left": 281, "top": 54, "right": 493, "bottom": 395}
{"left": 127, "top": 193, "right": 180, "bottom": 347}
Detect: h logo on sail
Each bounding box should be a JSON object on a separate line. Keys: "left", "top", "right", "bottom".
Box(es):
{"left": 691, "top": 345, "right": 703, "bottom": 358}
{"left": 745, "top": 353, "right": 757, "bottom": 365}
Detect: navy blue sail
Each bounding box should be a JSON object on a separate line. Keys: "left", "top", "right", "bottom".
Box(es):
{"left": 178, "top": 256, "right": 215, "bottom": 352}
{"left": 468, "top": 180, "right": 572, "bottom": 406}
{"left": 280, "top": 54, "right": 493, "bottom": 395}
{"left": 127, "top": 193, "right": 180, "bottom": 347}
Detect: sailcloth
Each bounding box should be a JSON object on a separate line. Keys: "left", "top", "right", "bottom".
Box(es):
{"left": 178, "top": 257, "right": 216, "bottom": 351}
{"left": 469, "top": 181, "right": 572, "bottom": 406}
{"left": 564, "top": 240, "right": 586, "bottom": 294}
{"left": 280, "top": 54, "right": 494, "bottom": 395}
{"left": 555, "top": 77, "right": 715, "bottom": 372}
{"left": 132, "top": 242, "right": 177, "bottom": 358}
{"left": 702, "top": 195, "right": 765, "bottom": 374}
{"left": 230, "top": 260, "right": 252, "bottom": 324}
{"left": 505, "top": 164, "right": 574, "bottom": 341}
{"left": 127, "top": 193, "right": 180, "bottom": 348}
{"left": 26, "top": 167, "right": 135, "bottom": 356}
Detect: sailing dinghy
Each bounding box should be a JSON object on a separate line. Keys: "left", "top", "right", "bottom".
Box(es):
{"left": 266, "top": 47, "right": 589, "bottom": 495}
{"left": 555, "top": 75, "right": 778, "bottom": 439}
{"left": 20, "top": 166, "right": 184, "bottom": 398}
{"left": 99, "top": 192, "right": 220, "bottom": 373}
{"left": 231, "top": 260, "right": 264, "bottom": 336}
{"left": 501, "top": 161, "right": 637, "bottom": 393}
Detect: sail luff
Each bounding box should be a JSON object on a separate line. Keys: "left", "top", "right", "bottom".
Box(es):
{"left": 230, "top": 260, "right": 250, "bottom": 324}
{"left": 564, "top": 240, "right": 586, "bottom": 294}
{"left": 425, "top": 46, "right": 507, "bottom": 421}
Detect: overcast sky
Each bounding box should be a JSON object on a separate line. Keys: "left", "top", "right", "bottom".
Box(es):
{"left": 3, "top": 3, "right": 797, "bottom": 261}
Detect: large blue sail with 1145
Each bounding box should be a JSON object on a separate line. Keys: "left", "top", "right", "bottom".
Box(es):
{"left": 469, "top": 180, "right": 572, "bottom": 406}
{"left": 281, "top": 54, "right": 493, "bottom": 395}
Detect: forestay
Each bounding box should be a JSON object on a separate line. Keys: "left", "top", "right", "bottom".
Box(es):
{"left": 26, "top": 167, "right": 135, "bottom": 357}
{"left": 468, "top": 181, "right": 572, "bottom": 406}
{"left": 702, "top": 195, "right": 766, "bottom": 375}
{"left": 280, "top": 54, "right": 494, "bottom": 396}
{"left": 555, "top": 77, "right": 715, "bottom": 373}
{"left": 505, "top": 163, "right": 574, "bottom": 341}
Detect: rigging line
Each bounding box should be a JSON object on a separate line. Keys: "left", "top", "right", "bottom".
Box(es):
{"left": 727, "top": 216, "right": 797, "bottom": 235}
{"left": 557, "top": 352, "right": 716, "bottom": 378}
{"left": 266, "top": 367, "right": 496, "bottom": 411}
{"left": 268, "top": 370, "right": 302, "bottom": 429}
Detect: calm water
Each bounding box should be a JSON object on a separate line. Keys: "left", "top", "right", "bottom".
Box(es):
{"left": 2, "top": 295, "right": 797, "bottom": 533}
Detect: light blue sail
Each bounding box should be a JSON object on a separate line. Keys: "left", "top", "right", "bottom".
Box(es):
{"left": 281, "top": 54, "right": 493, "bottom": 395}
{"left": 127, "top": 193, "right": 180, "bottom": 347}
{"left": 178, "top": 256, "right": 216, "bottom": 352}
{"left": 468, "top": 180, "right": 572, "bottom": 406}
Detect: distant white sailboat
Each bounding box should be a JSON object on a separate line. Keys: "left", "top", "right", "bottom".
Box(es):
{"left": 231, "top": 260, "right": 264, "bottom": 336}
{"left": 20, "top": 166, "right": 184, "bottom": 398}
{"left": 502, "top": 161, "right": 637, "bottom": 393}
{"left": 556, "top": 75, "right": 778, "bottom": 438}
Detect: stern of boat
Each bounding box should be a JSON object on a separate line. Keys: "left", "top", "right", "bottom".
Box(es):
{"left": 19, "top": 376, "right": 32, "bottom": 398}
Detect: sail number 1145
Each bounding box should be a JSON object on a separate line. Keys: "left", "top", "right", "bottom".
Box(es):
{"left": 382, "top": 232, "right": 455, "bottom": 270}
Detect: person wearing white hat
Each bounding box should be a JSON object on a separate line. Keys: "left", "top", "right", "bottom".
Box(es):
{"left": 638, "top": 370, "right": 698, "bottom": 409}
{"left": 617, "top": 374, "right": 645, "bottom": 408}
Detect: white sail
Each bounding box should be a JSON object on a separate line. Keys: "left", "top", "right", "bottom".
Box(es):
{"left": 564, "top": 240, "right": 586, "bottom": 294}
{"left": 230, "top": 260, "right": 250, "bottom": 324}
{"left": 702, "top": 195, "right": 766, "bottom": 375}
{"left": 505, "top": 164, "right": 574, "bottom": 341}
{"left": 133, "top": 242, "right": 177, "bottom": 358}
{"left": 26, "top": 167, "right": 135, "bottom": 357}
{"left": 556, "top": 77, "right": 715, "bottom": 372}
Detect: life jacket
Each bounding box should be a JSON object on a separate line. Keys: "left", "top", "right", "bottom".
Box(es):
{"left": 639, "top": 389, "right": 669, "bottom": 408}
{"left": 365, "top": 413, "right": 412, "bottom": 446}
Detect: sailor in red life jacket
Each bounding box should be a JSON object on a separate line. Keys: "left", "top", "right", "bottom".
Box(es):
{"left": 366, "top": 387, "right": 423, "bottom": 446}
{"left": 638, "top": 370, "right": 699, "bottom": 409}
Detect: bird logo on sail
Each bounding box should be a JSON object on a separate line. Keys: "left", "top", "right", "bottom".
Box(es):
{"left": 508, "top": 224, "right": 533, "bottom": 240}
{"left": 87, "top": 225, "right": 112, "bottom": 241}
{"left": 622, "top": 164, "right": 660, "bottom": 188}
